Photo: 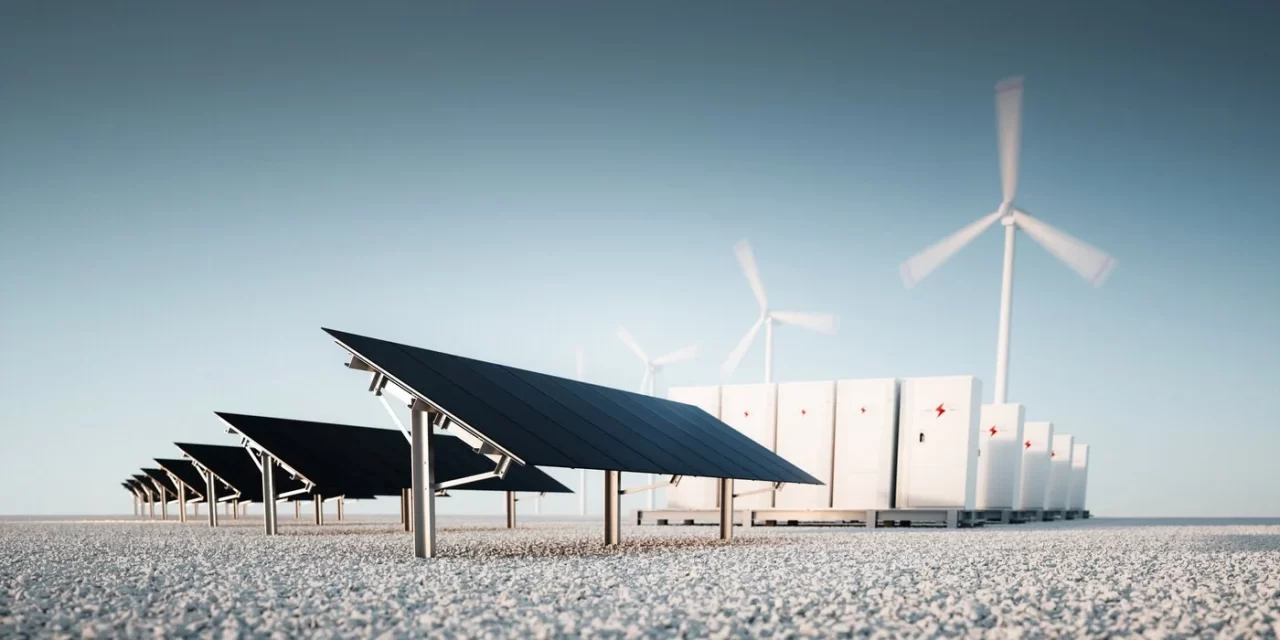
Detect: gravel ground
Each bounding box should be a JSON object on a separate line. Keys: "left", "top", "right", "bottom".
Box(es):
{"left": 2, "top": 516, "right": 1279, "bottom": 638}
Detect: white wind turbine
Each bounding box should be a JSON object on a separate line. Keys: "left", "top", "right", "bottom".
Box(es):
{"left": 899, "top": 76, "right": 1116, "bottom": 404}
{"left": 720, "top": 239, "right": 838, "bottom": 383}
{"left": 616, "top": 326, "right": 699, "bottom": 510}
{"left": 574, "top": 344, "right": 587, "bottom": 517}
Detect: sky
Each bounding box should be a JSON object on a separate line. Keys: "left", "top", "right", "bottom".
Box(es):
{"left": 1, "top": 1, "right": 1277, "bottom": 518}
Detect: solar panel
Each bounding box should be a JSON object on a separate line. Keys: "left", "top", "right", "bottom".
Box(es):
{"left": 174, "top": 442, "right": 307, "bottom": 503}
{"left": 130, "top": 474, "right": 153, "bottom": 494}
{"left": 323, "top": 328, "right": 820, "bottom": 485}
{"left": 154, "top": 458, "right": 208, "bottom": 500}
{"left": 215, "top": 413, "right": 572, "bottom": 497}
{"left": 140, "top": 467, "right": 179, "bottom": 497}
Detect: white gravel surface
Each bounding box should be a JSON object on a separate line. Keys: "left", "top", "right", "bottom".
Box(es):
{"left": 3, "top": 516, "right": 1279, "bottom": 638}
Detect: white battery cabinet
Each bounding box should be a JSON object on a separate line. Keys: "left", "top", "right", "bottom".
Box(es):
{"left": 1046, "top": 434, "right": 1075, "bottom": 510}
{"left": 1070, "top": 443, "right": 1090, "bottom": 511}
{"left": 975, "top": 403, "right": 1026, "bottom": 510}
{"left": 1015, "top": 421, "right": 1054, "bottom": 510}
{"left": 665, "top": 385, "right": 723, "bottom": 510}
{"left": 831, "top": 378, "right": 900, "bottom": 509}
{"left": 894, "top": 376, "right": 982, "bottom": 510}
{"left": 773, "top": 381, "right": 836, "bottom": 509}
{"left": 719, "top": 383, "right": 779, "bottom": 509}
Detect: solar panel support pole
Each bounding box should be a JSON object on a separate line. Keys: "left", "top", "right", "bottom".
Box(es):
{"left": 295, "top": 501, "right": 301, "bottom": 519}
{"left": 177, "top": 481, "right": 188, "bottom": 524}
{"left": 719, "top": 478, "right": 734, "bottom": 542}
{"left": 411, "top": 401, "right": 437, "bottom": 558}
{"left": 337, "top": 496, "right": 344, "bottom": 522}
{"left": 506, "top": 491, "right": 516, "bottom": 529}
{"left": 314, "top": 495, "right": 323, "bottom": 526}
{"left": 261, "top": 452, "right": 278, "bottom": 535}
{"left": 400, "top": 489, "right": 409, "bottom": 531}
{"left": 147, "top": 488, "right": 155, "bottom": 519}
{"left": 206, "top": 471, "right": 219, "bottom": 527}
{"left": 604, "top": 470, "right": 621, "bottom": 546}
{"left": 159, "top": 485, "right": 169, "bottom": 521}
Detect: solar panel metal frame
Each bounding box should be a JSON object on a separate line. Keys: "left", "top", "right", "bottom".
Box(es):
{"left": 140, "top": 467, "right": 179, "bottom": 498}
{"left": 155, "top": 458, "right": 208, "bottom": 502}
{"left": 174, "top": 442, "right": 308, "bottom": 503}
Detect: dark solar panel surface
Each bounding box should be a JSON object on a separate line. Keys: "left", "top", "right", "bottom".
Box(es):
{"left": 141, "top": 468, "right": 179, "bottom": 497}
{"left": 154, "top": 458, "right": 209, "bottom": 500}
{"left": 130, "top": 474, "right": 154, "bottom": 494}
{"left": 323, "top": 328, "right": 820, "bottom": 484}
{"left": 175, "top": 442, "right": 307, "bottom": 502}
{"left": 215, "top": 413, "right": 572, "bottom": 497}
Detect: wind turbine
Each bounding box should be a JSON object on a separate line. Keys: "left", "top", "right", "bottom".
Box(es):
{"left": 720, "top": 239, "right": 838, "bottom": 383}
{"left": 615, "top": 326, "right": 699, "bottom": 510}
{"left": 899, "top": 76, "right": 1116, "bottom": 404}
{"left": 574, "top": 344, "right": 587, "bottom": 517}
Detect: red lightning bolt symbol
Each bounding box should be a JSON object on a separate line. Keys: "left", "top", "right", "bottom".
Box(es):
{"left": 1025, "top": 440, "right": 1032, "bottom": 449}
{"left": 1051, "top": 450, "right": 1056, "bottom": 458}
{"left": 743, "top": 411, "right": 749, "bottom": 418}
{"left": 989, "top": 425, "right": 998, "bottom": 436}
{"left": 801, "top": 409, "right": 807, "bottom": 416}
{"left": 860, "top": 407, "right": 866, "bottom": 414}
{"left": 935, "top": 404, "right": 946, "bottom": 417}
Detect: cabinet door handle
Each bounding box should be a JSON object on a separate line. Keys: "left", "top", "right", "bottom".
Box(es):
{"left": 919, "top": 433, "right": 925, "bottom": 443}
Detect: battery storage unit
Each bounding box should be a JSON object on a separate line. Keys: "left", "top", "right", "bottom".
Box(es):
{"left": 831, "top": 378, "right": 900, "bottom": 509}
{"left": 773, "top": 381, "right": 836, "bottom": 509}
{"left": 665, "top": 385, "right": 722, "bottom": 510}
{"left": 894, "top": 376, "right": 982, "bottom": 510}
{"left": 719, "top": 383, "right": 779, "bottom": 509}
{"left": 1046, "top": 434, "right": 1075, "bottom": 510}
{"left": 1070, "top": 444, "right": 1090, "bottom": 511}
{"left": 975, "top": 403, "right": 1026, "bottom": 510}
{"left": 1015, "top": 421, "right": 1054, "bottom": 510}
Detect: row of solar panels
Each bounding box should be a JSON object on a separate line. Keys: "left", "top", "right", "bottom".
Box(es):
{"left": 122, "top": 329, "right": 819, "bottom": 523}
{"left": 122, "top": 414, "right": 576, "bottom": 509}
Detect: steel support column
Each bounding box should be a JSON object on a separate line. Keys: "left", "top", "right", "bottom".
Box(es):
{"left": 604, "top": 470, "right": 620, "bottom": 546}
{"left": 207, "top": 471, "right": 219, "bottom": 528}
{"left": 718, "top": 478, "right": 735, "bottom": 542}
{"left": 177, "top": 482, "right": 188, "bottom": 524}
{"left": 400, "top": 488, "right": 409, "bottom": 532}
{"left": 336, "top": 497, "right": 344, "bottom": 522}
{"left": 410, "top": 403, "right": 436, "bottom": 558}
{"left": 314, "top": 495, "right": 323, "bottom": 526}
{"left": 506, "top": 491, "right": 516, "bottom": 529}
{"left": 261, "top": 452, "right": 278, "bottom": 535}
{"left": 295, "top": 500, "right": 301, "bottom": 519}
{"left": 159, "top": 486, "right": 169, "bottom": 520}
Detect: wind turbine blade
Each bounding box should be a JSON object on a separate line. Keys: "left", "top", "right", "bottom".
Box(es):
{"left": 574, "top": 345, "right": 585, "bottom": 381}
{"left": 771, "top": 311, "right": 838, "bottom": 335}
{"left": 614, "top": 326, "right": 649, "bottom": 363}
{"left": 653, "top": 343, "right": 699, "bottom": 366}
{"left": 733, "top": 239, "right": 769, "bottom": 311}
{"left": 899, "top": 211, "right": 1002, "bottom": 287}
{"left": 1012, "top": 210, "right": 1116, "bottom": 286}
{"left": 996, "top": 76, "right": 1024, "bottom": 204}
{"left": 639, "top": 369, "right": 652, "bottom": 395}
{"left": 720, "top": 316, "right": 765, "bottom": 380}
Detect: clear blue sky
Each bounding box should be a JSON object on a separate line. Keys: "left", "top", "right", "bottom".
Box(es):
{"left": 2, "top": 1, "right": 1277, "bottom": 517}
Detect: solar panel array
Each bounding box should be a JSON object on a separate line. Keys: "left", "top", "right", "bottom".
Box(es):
{"left": 217, "top": 412, "right": 572, "bottom": 497}
{"left": 325, "top": 328, "right": 820, "bottom": 485}
{"left": 174, "top": 442, "right": 307, "bottom": 503}
{"left": 154, "top": 458, "right": 208, "bottom": 500}
{"left": 140, "top": 467, "right": 180, "bottom": 497}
